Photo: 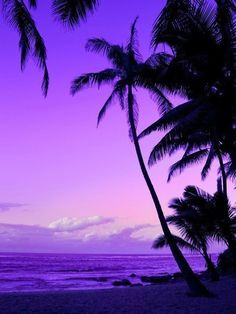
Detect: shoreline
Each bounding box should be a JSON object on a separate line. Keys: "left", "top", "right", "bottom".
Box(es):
{"left": 0, "top": 275, "right": 235, "bottom": 314}
{"left": 0, "top": 271, "right": 203, "bottom": 294}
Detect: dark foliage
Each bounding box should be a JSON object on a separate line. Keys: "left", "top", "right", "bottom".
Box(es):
{"left": 140, "top": 0, "right": 236, "bottom": 183}
{"left": 217, "top": 248, "right": 236, "bottom": 273}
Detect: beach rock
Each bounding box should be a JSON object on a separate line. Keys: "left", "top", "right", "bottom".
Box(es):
{"left": 129, "top": 273, "right": 136, "bottom": 278}
{"left": 141, "top": 275, "right": 171, "bottom": 284}
{"left": 112, "top": 279, "right": 131, "bottom": 286}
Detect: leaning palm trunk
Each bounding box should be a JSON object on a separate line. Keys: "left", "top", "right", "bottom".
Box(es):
{"left": 215, "top": 145, "right": 228, "bottom": 198}
{"left": 202, "top": 248, "right": 219, "bottom": 281}
{"left": 127, "top": 85, "right": 210, "bottom": 296}
{"left": 71, "top": 21, "right": 211, "bottom": 296}
{"left": 204, "top": 256, "right": 219, "bottom": 281}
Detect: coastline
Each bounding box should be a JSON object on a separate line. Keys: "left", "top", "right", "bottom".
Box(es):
{"left": 1, "top": 275, "right": 235, "bottom": 314}
{"left": 0, "top": 252, "right": 213, "bottom": 292}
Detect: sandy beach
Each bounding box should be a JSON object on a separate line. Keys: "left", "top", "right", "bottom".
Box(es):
{"left": 0, "top": 275, "right": 235, "bottom": 314}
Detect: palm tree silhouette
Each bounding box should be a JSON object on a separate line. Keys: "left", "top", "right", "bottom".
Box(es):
{"left": 209, "top": 181, "right": 236, "bottom": 253}
{"left": 183, "top": 183, "right": 236, "bottom": 264}
{"left": 2, "top": 0, "right": 99, "bottom": 95}
{"left": 52, "top": 0, "right": 99, "bottom": 27}
{"left": 145, "top": 0, "right": 236, "bottom": 183}
{"left": 70, "top": 19, "right": 210, "bottom": 296}
{"left": 166, "top": 184, "right": 236, "bottom": 263}
{"left": 153, "top": 185, "right": 220, "bottom": 281}
{"left": 3, "top": 0, "right": 49, "bottom": 95}
{"left": 139, "top": 107, "right": 229, "bottom": 198}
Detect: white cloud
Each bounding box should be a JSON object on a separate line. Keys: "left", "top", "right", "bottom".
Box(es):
{"left": 48, "top": 216, "right": 115, "bottom": 232}
{"left": 0, "top": 220, "right": 159, "bottom": 253}
{"left": 0, "top": 219, "right": 225, "bottom": 254}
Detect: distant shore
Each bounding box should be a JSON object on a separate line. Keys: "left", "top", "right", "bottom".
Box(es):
{"left": 0, "top": 275, "right": 235, "bottom": 314}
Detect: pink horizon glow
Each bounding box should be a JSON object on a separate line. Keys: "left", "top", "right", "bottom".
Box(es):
{"left": 0, "top": 0, "right": 232, "bottom": 253}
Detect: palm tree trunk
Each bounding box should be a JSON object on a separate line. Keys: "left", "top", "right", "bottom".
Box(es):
{"left": 225, "top": 234, "right": 236, "bottom": 254}
{"left": 224, "top": 236, "right": 236, "bottom": 271}
{"left": 215, "top": 147, "right": 227, "bottom": 197}
{"left": 202, "top": 249, "right": 219, "bottom": 281}
{"left": 214, "top": 143, "right": 236, "bottom": 260}
{"left": 127, "top": 84, "right": 210, "bottom": 296}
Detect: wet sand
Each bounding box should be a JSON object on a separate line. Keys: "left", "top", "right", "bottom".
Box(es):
{"left": 0, "top": 275, "right": 235, "bottom": 313}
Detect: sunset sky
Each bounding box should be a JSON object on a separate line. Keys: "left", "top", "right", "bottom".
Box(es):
{"left": 0, "top": 0, "right": 231, "bottom": 253}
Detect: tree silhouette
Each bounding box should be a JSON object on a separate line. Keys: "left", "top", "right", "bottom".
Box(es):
{"left": 3, "top": 0, "right": 49, "bottom": 95}
{"left": 2, "top": 0, "right": 99, "bottom": 95}
{"left": 139, "top": 106, "right": 230, "bottom": 197}
{"left": 154, "top": 183, "right": 236, "bottom": 279}
{"left": 140, "top": 0, "right": 236, "bottom": 186}
{"left": 70, "top": 18, "right": 210, "bottom": 296}
{"left": 153, "top": 233, "right": 219, "bottom": 281}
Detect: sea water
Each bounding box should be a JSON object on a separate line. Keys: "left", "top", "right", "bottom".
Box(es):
{"left": 0, "top": 253, "right": 217, "bottom": 292}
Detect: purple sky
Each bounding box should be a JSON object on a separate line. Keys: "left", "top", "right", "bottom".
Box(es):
{"left": 0, "top": 0, "right": 231, "bottom": 253}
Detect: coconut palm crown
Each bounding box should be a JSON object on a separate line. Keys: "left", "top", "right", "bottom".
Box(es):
{"left": 70, "top": 18, "right": 172, "bottom": 127}
{"left": 139, "top": 0, "right": 236, "bottom": 184}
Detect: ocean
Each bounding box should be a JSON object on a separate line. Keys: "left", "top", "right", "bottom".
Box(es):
{"left": 0, "top": 253, "right": 217, "bottom": 292}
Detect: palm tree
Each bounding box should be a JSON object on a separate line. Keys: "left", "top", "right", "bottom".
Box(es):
{"left": 145, "top": 0, "right": 236, "bottom": 180}
{"left": 70, "top": 19, "right": 210, "bottom": 296}
{"left": 153, "top": 186, "right": 220, "bottom": 281}
{"left": 2, "top": 0, "right": 99, "bottom": 95}
{"left": 186, "top": 183, "right": 236, "bottom": 266}
{"left": 172, "top": 184, "right": 236, "bottom": 256}
{"left": 210, "top": 182, "right": 236, "bottom": 253}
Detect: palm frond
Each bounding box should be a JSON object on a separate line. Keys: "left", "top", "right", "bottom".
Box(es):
{"left": 70, "top": 69, "right": 118, "bottom": 95}
{"left": 3, "top": 0, "right": 49, "bottom": 96}
{"left": 145, "top": 52, "right": 173, "bottom": 68}
{"left": 168, "top": 149, "right": 209, "bottom": 182}
{"left": 97, "top": 91, "right": 116, "bottom": 126}
{"left": 138, "top": 99, "right": 202, "bottom": 139}
{"left": 147, "top": 124, "right": 209, "bottom": 167}
{"left": 52, "top": 0, "right": 99, "bottom": 27}
{"left": 97, "top": 81, "right": 126, "bottom": 125}
{"left": 126, "top": 17, "right": 142, "bottom": 62}
{"left": 149, "top": 87, "right": 173, "bottom": 116}
{"left": 184, "top": 185, "right": 212, "bottom": 204}
{"left": 86, "top": 38, "right": 113, "bottom": 55}
{"left": 153, "top": 234, "right": 198, "bottom": 252}
{"left": 86, "top": 38, "right": 126, "bottom": 69}
{"left": 128, "top": 17, "right": 139, "bottom": 50}
{"left": 201, "top": 145, "right": 215, "bottom": 180}
{"left": 168, "top": 184, "right": 236, "bottom": 252}
{"left": 167, "top": 214, "right": 206, "bottom": 249}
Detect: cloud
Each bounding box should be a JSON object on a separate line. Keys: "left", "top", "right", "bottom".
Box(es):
{"left": 0, "top": 219, "right": 226, "bottom": 254}
{"left": 108, "top": 224, "right": 155, "bottom": 241}
{"left": 48, "top": 216, "right": 115, "bottom": 232}
{"left": 0, "top": 203, "right": 25, "bottom": 212}
{"left": 0, "top": 220, "right": 159, "bottom": 254}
